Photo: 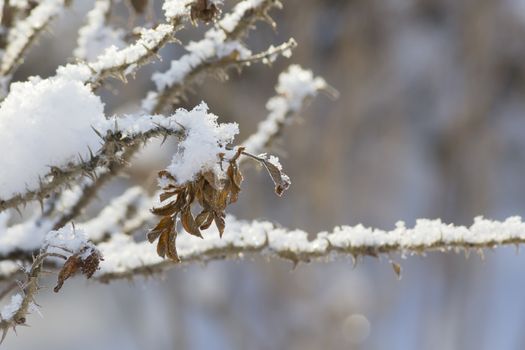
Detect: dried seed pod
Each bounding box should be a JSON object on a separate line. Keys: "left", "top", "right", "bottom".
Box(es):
{"left": 190, "top": 0, "right": 220, "bottom": 24}
{"left": 54, "top": 248, "right": 103, "bottom": 292}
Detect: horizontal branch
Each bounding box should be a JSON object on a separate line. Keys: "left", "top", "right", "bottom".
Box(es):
{"left": 94, "top": 215, "right": 525, "bottom": 282}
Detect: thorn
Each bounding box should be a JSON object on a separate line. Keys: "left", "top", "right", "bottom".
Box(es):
{"left": 91, "top": 126, "right": 104, "bottom": 140}
{"left": 87, "top": 146, "right": 95, "bottom": 160}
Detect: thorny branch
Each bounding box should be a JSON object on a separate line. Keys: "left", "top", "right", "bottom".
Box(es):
{"left": 48, "top": 0, "right": 292, "bottom": 230}
{"left": 0, "top": 122, "right": 185, "bottom": 214}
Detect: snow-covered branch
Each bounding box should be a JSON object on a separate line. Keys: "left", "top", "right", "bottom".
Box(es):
{"left": 94, "top": 216, "right": 525, "bottom": 282}
{"left": 0, "top": 96, "right": 225, "bottom": 213}
{"left": 242, "top": 64, "right": 336, "bottom": 155}
{"left": 144, "top": 0, "right": 288, "bottom": 114}
{"left": 74, "top": 0, "right": 125, "bottom": 61}
{"left": 0, "top": 0, "right": 67, "bottom": 76}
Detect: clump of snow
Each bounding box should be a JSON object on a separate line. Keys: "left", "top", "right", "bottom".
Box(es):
{"left": 274, "top": 64, "right": 327, "bottom": 111}
{"left": 219, "top": 0, "right": 264, "bottom": 33}
{"left": 45, "top": 226, "right": 93, "bottom": 256}
{"left": 1, "top": 293, "right": 22, "bottom": 320}
{"left": 74, "top": 0, "right": 126, "bottom": 61}
{"left": 162, "top": 0, "right": 193, "bottom": 20}
{"left": 0, "top": 77, "right": 106, "bottom": 200}
{"left": 165, "top": 102, "right": 238, "bottom": 184}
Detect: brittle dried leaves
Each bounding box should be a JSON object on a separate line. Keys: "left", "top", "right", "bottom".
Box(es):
{"left": 149, "top": 147, "right": 245, "bottom": 261}
{"left": 149, "top": 147, "right": 291, "bottom": 262}
{"left": 241, "top": 151, "right": 291, "bottom": 196}
{"left": 54, "top": 248, "right": 103, "bottom": 293}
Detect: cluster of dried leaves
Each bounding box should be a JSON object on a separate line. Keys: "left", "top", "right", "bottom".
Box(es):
{"left": 148, "top": 147, "right": 291, "bottom": 261}
{"left": 148, "top": 148, "right": 244, "bottom": 261}
{"left": 53, "top": 247, "right": 103, "bottom": 293}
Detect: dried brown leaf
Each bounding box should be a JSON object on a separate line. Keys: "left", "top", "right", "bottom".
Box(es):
{"left": 261, "top": 159, "right": 290, "bottom": 196}
{"left": 181, "top": 208, "right": 202, "bottom": 238}
{"left": 214, "top": 212, "right": 225, "bottom": 237}
{"left": 54, "top": 249, "right": 102, "bottom": 292}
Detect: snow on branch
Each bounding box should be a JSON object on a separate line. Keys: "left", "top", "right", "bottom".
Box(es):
{"left": 74, "top": 0, "right": 125, "bottom": 61}
{"left": 143, "top": 0, "right": 288, "bottom": 114}
{"left": 0, "top": 97, "right": 237, "bottom": 213}
{"left": 242, "top": 64, "right": 337, "bottom": 155}
{"left": 0, "top": 0, "right": 67, "bottom": 76}
{"left": 91, "top": 215, "right": 525, "bottom": 282}
{"left": 0, "top": 226, "right": 102, "bottom": 341}
{"left": 58, "top": 23, "right": 177, "bottom": 88}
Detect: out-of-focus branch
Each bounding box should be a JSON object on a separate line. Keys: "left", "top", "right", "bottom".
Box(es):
{"left": 0, "top": 0, "right": 68, "bottom": 77}
{"left": 145, "top": 0, "right": 287, "bottom": 114}
{"left": 0, "top": 251, "right": 64, "bottom": 342}
{"left": 241, "top": 64, "right": 338, "bottom": 157}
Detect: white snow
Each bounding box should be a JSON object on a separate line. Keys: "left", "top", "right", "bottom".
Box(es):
{"left": 242, "top": 65, "right": 327, "bottom": 154}
{"left": 74, "top": 0, "right": 126, "bottom": 61}
{"left": 0, "top": 76, "right": 106, "bottom": 200}
{"left": 219, "top": 0, "right": 264, "bottom": 33}
{"left": 44, "top": 226, "right": 92, "bottom": 254}
{"left": 1, "top": 0, "right": 65, "bottom": 74}
{"left": 149, "top": 29, "right": 249, "bottom": 93}
{"left": 164, "top": 102, "right": 239, "bottom": 184}
{"left": 0, "top": 293, "right": 22, "bottom": 320}
{"left": 142, "top": 0, "right": 261, "bottom": 111}
{"left": 274, "top": 64, "right": 327, "bottom": 112}
{"left": 56, "top": 24, "right": 174, "bottom": 85}
{"left": 88, "top": 24, "right": 173, "bottom": 75}
{"left": 163, "top": 0, "right": 223, "bottom": 21}
{"left": 94, "top": 215, "right": 525, "bottom": 277}
{"left": 79, "top": 187, "right": 152, "bottom": 241}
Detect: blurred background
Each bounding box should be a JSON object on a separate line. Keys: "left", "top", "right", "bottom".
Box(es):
{"left": 5, "top": 0, "right": 525, "bottom": 349}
